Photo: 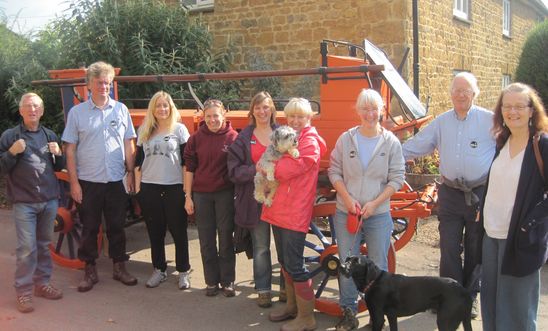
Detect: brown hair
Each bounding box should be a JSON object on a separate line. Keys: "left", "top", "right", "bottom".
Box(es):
{"left": 248, "top": 91, "right": 277, "bottom": 126}
{"left": 492, "top": 82, "right": 548, "bottom": 149}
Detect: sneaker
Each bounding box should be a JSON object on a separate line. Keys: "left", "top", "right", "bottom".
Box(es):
{"left": 178, "top": 271, "right": 190, "bottom": 290}
{"left": 206, "top": 285, "right": 219, "bottom": 297}
{"left": 145, "top": 269, "right": 167, "bottom": 288}
{"left": 471, "top": 298, "right": 479, "bottom": 319}
{"left": 335, "top": 307, "right": 359, "bottom": 331}
{"left": 257, "top": 291, "right": 272, "bottom": 308}
{"left": 34, "top": 284, "right": 63, "bottom": 300}
{"left": 221, "top": 282, "right": 236, "bottom": 297}
{"left": 16, "top": 294, "right": 34, "bottom": 313}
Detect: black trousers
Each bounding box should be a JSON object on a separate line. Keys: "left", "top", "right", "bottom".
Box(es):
{"left": 137, "top": 183, "right": 190, "bottom": 272}
{"left": 437, "top": 183, "right": 484, "bottom": 294}
{"left": 193, "top": 188, "right": 235, "bottom": 286}
{"left": 77, "top": 180, "right": 129, "bottom": 264}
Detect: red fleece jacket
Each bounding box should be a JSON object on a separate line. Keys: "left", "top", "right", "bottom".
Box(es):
{"left": 184, "top": 121, "right": 238, "bottom": 193}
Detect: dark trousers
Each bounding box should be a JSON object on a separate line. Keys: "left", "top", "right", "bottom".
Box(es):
{"left": 137, "top": 183, "right": 190, "bottom": 272}
{"left": 77, "top": 180, "right": 129, "bottom": 264}
{"left": 272, "top": 225, "right": 309, "bottom": 282}
{"left": 437, "top": 183, "right": 483, "bottom": 294}
{"left": 193, "top": 188, "right": 235, "bottom": 286}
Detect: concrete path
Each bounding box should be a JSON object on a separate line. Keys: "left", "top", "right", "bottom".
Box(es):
{"left": 0, "top": 208, "right": 546, "bottom": 330}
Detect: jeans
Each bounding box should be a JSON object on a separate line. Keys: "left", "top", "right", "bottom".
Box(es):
{"left": 193, "top": 188, "right": 235, "bottom": 286}
{"left": 334, "top": 209, "right": 393, "bottom": 312}
{"left": 13, "top": 200, "right": 58, "bottom": 295}
{"left": 250, "top": 218, "right": 272, "bottom": 292}
{"left": 137, "top": 183, "right": 190, "bottom": 272}
{"left": 272, "top": 225, "right": 308, "bottom": 282}
{"left": 481, "top": 235, "right": 539, "bottom": 331}
{"left": 437, "top": 184, "right": 483, "bottom": 293}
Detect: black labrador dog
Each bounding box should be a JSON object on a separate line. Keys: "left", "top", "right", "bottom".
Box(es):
{"left": 340, "top": 255, "right": 473, "bottom": 331}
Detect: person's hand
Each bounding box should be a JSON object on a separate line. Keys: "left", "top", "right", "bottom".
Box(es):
{"left": 47, "top": 142, "right": 62, "bottom": 156}
{"left": 361, "top": 201, "right": 378, "bottom": 219}
{"left": 344, "top": 196, "right": 361, "bottom": 215}
{"left": 185, "top": 196, "right": 194, "bottom": 215}
{"left": 70, "top": 181, "right": 83, "bottom": 204}
{"left": 9, "top": 139, "right": 26, "bottom": 156}
{"left": 125, "top": 171, "right": 135, "bottom": 194}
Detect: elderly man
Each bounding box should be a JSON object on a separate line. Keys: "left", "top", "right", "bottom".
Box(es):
{"left": 62, "top": 61, "right": 137, "bottom": 292}
{"left": 0, "top": 93, "right": 65, "bottom": 313}
{"left": 402, "top": 72, "right": 496, "bottom": 318}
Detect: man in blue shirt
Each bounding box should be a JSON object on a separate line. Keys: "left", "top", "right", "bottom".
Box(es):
{"left": 0, "top": 93, "right": 65, "bottom": 313}
{"left": 62, "top": 61, "right": 138, "bottom": 292}
{"left": 402, "top": 72, "right": 496, "bottom": 318}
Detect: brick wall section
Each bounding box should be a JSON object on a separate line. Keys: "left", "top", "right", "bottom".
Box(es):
{"left": 186, "top": 0, "right": 544, "bottom": 115}
{"left": 412, "top": 0, "right": 544, "bottom": 114}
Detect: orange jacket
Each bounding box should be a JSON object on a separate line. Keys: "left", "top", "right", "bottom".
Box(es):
{"left": 261, "top": 126, "right": 327, "bottom": 233}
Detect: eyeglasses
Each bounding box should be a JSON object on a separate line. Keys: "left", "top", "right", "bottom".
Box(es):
{"left": 501, "top": 104, "right": 530, "bottom": 112}
{"left": 358, "top": 107, "right": 380, "bottom": 113}
{"left": 452, "top": 88, "right": 474, "bottom": 96}
{"left": 21, "top": 103, "right": 42, "bottom": 109}
{"left": 204, "top": 99, "right": 223, "bottom": 108}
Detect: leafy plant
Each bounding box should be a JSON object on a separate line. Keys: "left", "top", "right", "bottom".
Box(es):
{"left": 408, "top": 151, "right": 440, "bottom": 175}
{"left": 515, "top": 20, "right": 548, "bottom": 107}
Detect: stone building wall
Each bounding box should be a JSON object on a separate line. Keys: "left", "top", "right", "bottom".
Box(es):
{"left": 184, "top": 0, "right": 545, "bottom": 115}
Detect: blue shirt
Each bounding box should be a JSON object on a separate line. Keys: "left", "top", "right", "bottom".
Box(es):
{"left": 62, "top": 98, "right": 136, "bottom": 182}
{"left": 356, "top": 131, "right": 380, "bottom": 169}
{"left": 402, "top": 106, "right": 496, "bottom": 182}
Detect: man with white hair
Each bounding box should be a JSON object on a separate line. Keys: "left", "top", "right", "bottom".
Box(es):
{"left": 0, "top": 93, "right": 65, "bottom": 313}
{"left": 402, "top": 72, "right": 496, "bottom": 318}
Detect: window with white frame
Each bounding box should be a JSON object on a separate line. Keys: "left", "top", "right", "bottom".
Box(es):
{"left": 181, "top": 0, "right": 214, "bottom": 11}
{"left": 502, "top": 74, "right": 511, "bottom": 88}
{"left": 502, "top": 0, "right": 511, "bottom": 36}
{"left": 454, "top": 0, "right": 470, "bottom": 21}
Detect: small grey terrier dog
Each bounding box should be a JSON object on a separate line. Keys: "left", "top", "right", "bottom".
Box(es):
{"left": 254, "top": 125, "right": 300, "bottom": 206}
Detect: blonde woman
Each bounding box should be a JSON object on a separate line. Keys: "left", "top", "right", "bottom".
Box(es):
{"left": 135, "top": 91, "right": 191, "bottom": 289}
{"left": 262, "top": 98, "right": 327, "bottom": 331}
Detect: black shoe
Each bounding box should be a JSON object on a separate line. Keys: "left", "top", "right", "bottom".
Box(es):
{"left": 221, "top": 282, "right": 235, "bottom": 297}
{"left": 206, "top": 285, "right": 219, "bottom": 297}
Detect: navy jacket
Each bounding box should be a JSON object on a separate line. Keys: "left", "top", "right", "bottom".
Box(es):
{"left": 227, "top": 124, "right": 277, "bottom": 228}
{"left": 479, "top": 133, "right": 548, "bottom": 277}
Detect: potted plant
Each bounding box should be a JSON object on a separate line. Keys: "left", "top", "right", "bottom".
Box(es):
{"left": 405, "top": 152, "right": 440, "bottom": 190}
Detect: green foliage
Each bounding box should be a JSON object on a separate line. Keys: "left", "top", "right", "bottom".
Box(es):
{"left": 515, "top": 20, "right": 548, "bottom": 107}
{"left": 47, "top": 0, "right": 240, "bottom": 107}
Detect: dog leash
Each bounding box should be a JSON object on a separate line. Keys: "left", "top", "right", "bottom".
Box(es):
{"left": 346, "top": 207, "right": 365, "bottom": 259}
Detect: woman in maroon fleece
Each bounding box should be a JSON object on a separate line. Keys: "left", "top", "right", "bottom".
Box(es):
{"left": 183, "top": 99, "right": 238, "bottom": 297}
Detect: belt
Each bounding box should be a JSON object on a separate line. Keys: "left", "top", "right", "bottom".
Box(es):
{"left": 441, "top": 176, "right": 487, "bottom": 206}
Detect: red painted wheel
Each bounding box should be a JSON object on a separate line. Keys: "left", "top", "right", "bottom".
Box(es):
{"left": 49, "top": 172, "right": 102, "bottom": 269}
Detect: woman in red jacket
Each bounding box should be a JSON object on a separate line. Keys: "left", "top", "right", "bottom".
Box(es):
{"left": 262, "top": 98, "right": 326, "bottom": 331}
{"left": 183, "top": 99, "right": 238, "bottom": 297}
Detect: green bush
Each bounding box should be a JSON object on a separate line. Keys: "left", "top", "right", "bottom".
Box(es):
{"left": 515, "top": 20, "right": 548, "bottom": 108}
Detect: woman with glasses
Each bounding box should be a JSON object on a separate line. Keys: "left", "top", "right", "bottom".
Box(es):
{"left": 227, "top": 91, "right": 278, "bottom": 308}
{"left": 183, "top": 99, "right": 239, "bottom": 297}
{"left": 328, "top": 88, "right": 405, "bottom": 331}
{"left": 135, "top": 91, "right": 191, "bottom": 289}
{"left": 479, "top": 83, "right": 547, "bottom": 331}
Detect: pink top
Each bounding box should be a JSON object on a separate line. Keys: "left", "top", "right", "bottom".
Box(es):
{"left": 251, "top": 134, "right": 267, "bottom": 164}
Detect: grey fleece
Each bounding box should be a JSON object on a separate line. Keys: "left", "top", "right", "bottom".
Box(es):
{"left": 328, "top": 127, "right": 405, "bottom": 215}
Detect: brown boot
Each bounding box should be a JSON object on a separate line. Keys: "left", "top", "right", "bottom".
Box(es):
{"left": 280, "top": 280, "right": 316, "bottom": 331}
{"left": 113, "top": 262, "right": 138, "bottom": 286}
{"left": 78, "top": 264, "right": 98, "bottom": 292}
{"left": 269, "top": 270, "right": 297, "bottom": 322}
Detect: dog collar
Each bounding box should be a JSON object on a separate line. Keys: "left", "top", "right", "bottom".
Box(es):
{"left": 361, "top": 279, "right": 376, "bottom": 293}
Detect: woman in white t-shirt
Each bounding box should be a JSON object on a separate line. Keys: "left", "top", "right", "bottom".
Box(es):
{"left": 479, "top": 83, "right": 548, "bottom": 331}
{"left": 135, "top": 91, "right": 191, "bottom": 290}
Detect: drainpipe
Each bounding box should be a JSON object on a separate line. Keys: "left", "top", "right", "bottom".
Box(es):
{"left": 412, "top": 0, "right": 419, "bottom": 97}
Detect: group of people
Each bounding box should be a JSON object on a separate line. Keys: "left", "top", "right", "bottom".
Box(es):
{"left": 1, "top": 60, "right": 546, "bottom": 331}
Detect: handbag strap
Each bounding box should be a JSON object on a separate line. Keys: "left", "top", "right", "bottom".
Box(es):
{"left": 533, "top": 133, "right": 544, "bottom": 181}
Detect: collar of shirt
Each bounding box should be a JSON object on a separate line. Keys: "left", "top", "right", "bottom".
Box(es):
{"left": 451, "top": 105, "right": 477, "bottom": 122}
{"left": 90, "top": 97, "right": 115, "bottom": 111}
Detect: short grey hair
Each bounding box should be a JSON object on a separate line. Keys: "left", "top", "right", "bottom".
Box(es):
{"left": 451, "top": 72, "right": 480, "bottom": 99}
{"left": 356, "top": 88, "right": 384, "bottom": 111}
{"left": 19, "top": 92, "right": 44, "bottom": 109}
